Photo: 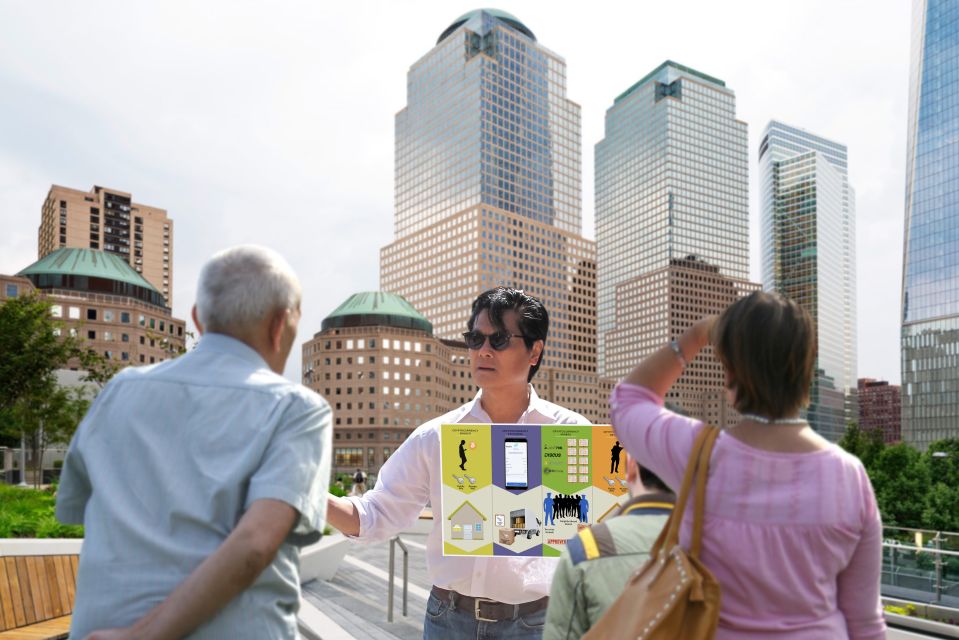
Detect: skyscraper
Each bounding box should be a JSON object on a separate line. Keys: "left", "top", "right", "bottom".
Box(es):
{"left": 759, "top": 121, "right": 857, "bottom": 440}
{"left": 595, "top": 61, "right": 755, "bottom": 428}
{"left": 902, "top": 0, "right": 959, "bottom": 449}
{"left": 39, "top": 185, "right": 174, "bottom": 306}
{"left": 380, "top": 10, "right": 600, "bottom": 420}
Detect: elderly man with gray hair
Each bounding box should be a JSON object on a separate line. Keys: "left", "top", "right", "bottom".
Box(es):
{"left": 56, "top": 245, "right": 331, "bottom": 640}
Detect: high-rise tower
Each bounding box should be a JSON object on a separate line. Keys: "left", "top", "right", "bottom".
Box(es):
{"left": 39, "top": 185, "right": 173, "bottom": 306}
{"left": 380, "top": 10, "right": 599, "bottom": 420}
{"left": 901, "top": 0, "right": 959, "bottom": 448}
{"left": 595, "top": 61, "right": 757, "bottom": 428}
{"left": 759, "top": 121, "right": 857, "bottom": 440}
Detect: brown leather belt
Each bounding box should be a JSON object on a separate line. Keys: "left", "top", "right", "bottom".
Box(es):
{"left": 430, "top": 586, "right": 549, "bottom": 622}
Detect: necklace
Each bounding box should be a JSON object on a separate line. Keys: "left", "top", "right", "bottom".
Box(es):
{"left": 737, "top": 413, "right": 807, "bottom": 426}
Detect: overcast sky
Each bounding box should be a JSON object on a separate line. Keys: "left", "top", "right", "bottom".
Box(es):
{"left": 0, "top": 0, "right": 909, "bottom": 384}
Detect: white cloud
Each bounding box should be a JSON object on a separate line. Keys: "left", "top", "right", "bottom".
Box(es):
{"left": 0, "top": 0, "right": 910, "bottom": 383}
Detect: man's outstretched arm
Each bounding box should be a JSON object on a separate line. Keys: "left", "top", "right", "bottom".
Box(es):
{"left": 326, "top": 495, "right": 361, "bottom": 536}
{"left": 83, "top": 499, "right": 297, "bottom": 640}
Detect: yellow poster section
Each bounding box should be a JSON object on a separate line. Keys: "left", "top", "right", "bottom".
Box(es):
{"left": 444, "top": 542, "right": 494, "bottom": 555}
{"left": 442, "top": 425, "right": 493, "bottom": 555}
{"left": 441, "top": 424, "right": 492, "bottom": 492}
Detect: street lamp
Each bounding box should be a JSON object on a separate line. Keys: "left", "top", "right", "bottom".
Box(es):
{"left": 932, "top": 451, "right": 950, "bottom": 459}
{"left": 17, "top": 432, "right": 28, "bottom": 487}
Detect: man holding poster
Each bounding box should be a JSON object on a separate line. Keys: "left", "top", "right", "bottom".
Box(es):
{"left": 326, "top": 287, "right": 588, "bottom": 639}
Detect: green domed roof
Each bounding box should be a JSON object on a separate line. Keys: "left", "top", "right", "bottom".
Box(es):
{"left": 322, "top": 292, "right": 433, "bottom": 334}
{"left": 19, "top": 248, "right": 159, "bottom": 291}
{"left": 437, "top": 9, "right": 535, "bottom": 44}
{"left": 17, "top": 248, "right": 166, "bottom": 308}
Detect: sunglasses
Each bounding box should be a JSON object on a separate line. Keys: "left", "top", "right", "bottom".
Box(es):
{"left": 462, "top": 330, "right": 527, "bottom": 351}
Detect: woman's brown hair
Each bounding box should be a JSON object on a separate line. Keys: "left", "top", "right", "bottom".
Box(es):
{"left": 712, "top": 291, "right": 817, "bottom": 419}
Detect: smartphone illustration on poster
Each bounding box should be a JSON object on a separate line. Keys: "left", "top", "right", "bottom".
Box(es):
{"left": 504, "top": 438, "right": 528, "bottom": 490}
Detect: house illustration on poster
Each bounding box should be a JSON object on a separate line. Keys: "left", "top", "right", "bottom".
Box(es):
{"left": 449, "top": 500, "right": 487, "bottom": 540}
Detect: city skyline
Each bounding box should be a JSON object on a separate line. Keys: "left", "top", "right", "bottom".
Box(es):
{"left": 0, "top": 1, "right": 909, "bottom": 384}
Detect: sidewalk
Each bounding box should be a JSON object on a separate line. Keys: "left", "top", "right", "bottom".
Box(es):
{"left": 300, "top": 529, "right": 431, "bottom": 640}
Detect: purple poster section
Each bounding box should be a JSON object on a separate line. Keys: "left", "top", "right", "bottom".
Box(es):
{"left": 491, "top": 424, "right": 543, "bottom": 557}
{"left": 491, "top": 424, "right": 542, "bottom": 490}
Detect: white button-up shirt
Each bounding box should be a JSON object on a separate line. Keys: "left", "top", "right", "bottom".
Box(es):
{"left": 348, "top": 386, "right": 589, "bottom": 604}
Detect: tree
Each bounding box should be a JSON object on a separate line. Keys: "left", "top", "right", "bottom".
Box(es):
{"left": 871, "top": 443, "right": 929, "bottom": 529}
{"left": 837, "top": 422, "right": 884, "bottom": 470}
{"left": 921, "top": 482, "right": 959, "bottom": 532}
{"left": 919, "top": 438, "right": 959, "bottom": 532}
{"left": 0, "top": 294, "right": 80, "bottom": 413}
{"left": 0, "top": 294, "right": 115, "bottom": 480}
{"left": 3, "top": 383, "right": 90, "bottom": 487}
{"left": 77, "top": 347, "right": 121, "bottom": 389}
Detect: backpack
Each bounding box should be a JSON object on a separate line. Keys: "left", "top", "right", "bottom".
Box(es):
{"left": 583, "top": 425, "right": 721, "bottom": 640}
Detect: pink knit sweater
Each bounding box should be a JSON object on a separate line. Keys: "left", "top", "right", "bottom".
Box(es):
{"left": 611, "top": 383, "right": 886, "bottom": 639}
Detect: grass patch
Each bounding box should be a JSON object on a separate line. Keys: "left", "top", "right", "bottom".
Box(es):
{"left": 0, "top": 484, "right": 83, "bottom": 538}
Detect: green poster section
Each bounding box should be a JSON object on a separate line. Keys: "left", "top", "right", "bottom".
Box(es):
{"left": 541, "top": 425, "right": 593, "bottom": 493}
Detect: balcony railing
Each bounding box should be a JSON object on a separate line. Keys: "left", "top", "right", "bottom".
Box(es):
{"left": 882, "top": 526, "right": 959, "bottom": 609}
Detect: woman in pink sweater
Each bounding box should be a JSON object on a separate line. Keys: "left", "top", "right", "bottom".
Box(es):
{"left": 611, "top": 292, "right": 886, "bottom": 639}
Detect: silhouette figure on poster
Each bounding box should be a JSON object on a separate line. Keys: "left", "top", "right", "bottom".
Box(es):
{"left": 544, "top": 492, "right": 555, "bottom": 526}
{"left": 459, "top": 440, "right": 467, "bottom": 470}
{"left": 610, "top": 441, "right": 623, "bottom": 473}
{"left": 578, "top": 494, "right": 589, "bottom": 522}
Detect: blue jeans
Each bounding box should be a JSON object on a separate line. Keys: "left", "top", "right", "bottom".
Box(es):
{"left": 423, "top": 592, "right": 546, "bottom": 639}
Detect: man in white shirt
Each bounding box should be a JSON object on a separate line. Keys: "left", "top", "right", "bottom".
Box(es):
{"left": 326, "top": 287, "right": 589, "bottom": 639}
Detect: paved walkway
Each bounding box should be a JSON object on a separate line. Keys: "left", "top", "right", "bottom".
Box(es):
{"left": 301, "top": 531, "right": 431, "bottom": 640}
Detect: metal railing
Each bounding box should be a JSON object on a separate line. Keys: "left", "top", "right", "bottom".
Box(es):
{"left": 387, "top": 536, "right": 409, "bottom": 622}
{"left": 882, "top": 529, "right": 959, "bottom": 607}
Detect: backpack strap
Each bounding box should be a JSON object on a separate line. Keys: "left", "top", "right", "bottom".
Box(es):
{"left": 568, "top": 523, "right": 618, "bottom": 566}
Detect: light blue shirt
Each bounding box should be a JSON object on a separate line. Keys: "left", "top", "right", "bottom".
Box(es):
{"left": 56, "top": 333, "right": 331, "bottom": 639}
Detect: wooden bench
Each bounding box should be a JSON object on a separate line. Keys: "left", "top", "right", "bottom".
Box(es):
{"left": 0, "top": 555, "right": 76, "bottom": 639}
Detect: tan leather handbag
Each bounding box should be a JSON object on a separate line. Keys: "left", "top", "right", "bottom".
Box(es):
{"left": 583, "top": 425, "right": 722, "bottom": 640}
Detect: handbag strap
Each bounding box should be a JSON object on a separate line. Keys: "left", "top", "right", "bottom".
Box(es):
{"left": 651, "top": 425, "right": 712, "bottom": 557}
{"left": 689, "top": 425, "right": 720, "bottom": 558}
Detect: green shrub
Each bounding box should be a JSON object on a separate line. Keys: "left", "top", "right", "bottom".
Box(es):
{"left": 0, "top": 484, "right": 83, "bottom": 538}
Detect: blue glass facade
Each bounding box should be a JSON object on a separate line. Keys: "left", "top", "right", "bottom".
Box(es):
{"left": 759, "top": 122, "right": 857, "bottom": 441}
{"left": 902, "top": 0, "right": 959, "bottom": 448}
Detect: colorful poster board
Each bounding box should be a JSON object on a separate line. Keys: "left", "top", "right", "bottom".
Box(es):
{"left": 440, "top": 424, "right": 629, "bottom": 557}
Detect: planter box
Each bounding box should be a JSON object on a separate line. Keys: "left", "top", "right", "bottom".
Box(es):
{"left": 299, "top": 532, "right": 350, "bottom": 582}
{"left": 1, "top": 534, "right": 350, "bottom": 584}
{"left": 0, "top": 538, "right": 83, "bottom": 556}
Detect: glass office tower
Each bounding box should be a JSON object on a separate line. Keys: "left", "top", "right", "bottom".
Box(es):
{"left": 596, "top": 61, "right": 756, "bottom": 428}
{"left": 759, "top": 121, "right": 857, "bottom": 440}
{"left": 381, "top": 10, "right": 601, "bottom": 420}
{"left": 902, "top": 0, "right": 959, "bottom": 449}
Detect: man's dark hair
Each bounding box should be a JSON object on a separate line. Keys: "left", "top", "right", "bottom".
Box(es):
{"left": 637, "top": 462, "right": 671, "bottom": 494}
{"left": 467, "top": 287, "right": 548, "bottom": 382}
